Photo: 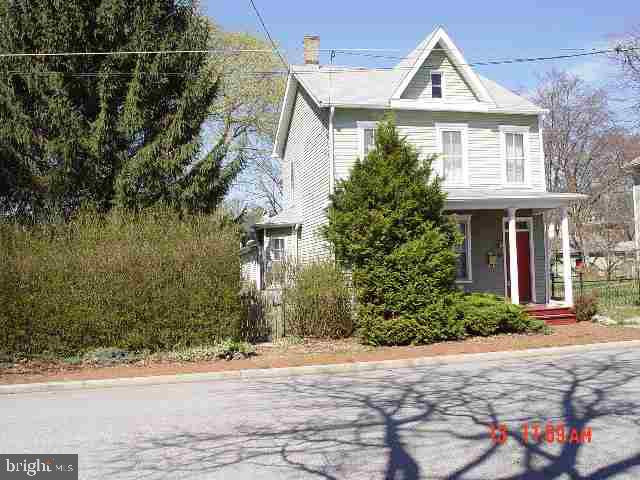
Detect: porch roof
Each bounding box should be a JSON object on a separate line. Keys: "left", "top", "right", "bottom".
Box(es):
{"left": 444, "top": 191, "right": 587, "bottom": 210}
{"left": 254, "top": 206, "right": 301, "bottom": 228}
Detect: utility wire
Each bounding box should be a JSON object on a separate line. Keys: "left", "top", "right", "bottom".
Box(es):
{"left": 1, "top": 45, "right": 637, "bottom": 78}
{"left": 0, "top": 44, "right": 634, "bottom": 66}
{"left": 0, "top": 49, "right": 282, "bottom": 58}
{"left": 334, "top": 45, "right": 638, "bottom": 67}
{"left": 0, "top": 70, "right": 286, "bottom": 78}
{"left": 248, "top": 0, "right": 288, "bottom": 70}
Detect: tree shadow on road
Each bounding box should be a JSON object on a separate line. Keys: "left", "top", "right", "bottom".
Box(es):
{"left": 104, "top": 350, "right": 640, "bottom": 479}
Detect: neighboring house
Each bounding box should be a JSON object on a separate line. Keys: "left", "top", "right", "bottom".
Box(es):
{"left": 245, "top": 27, "right": 585, "bottom": 307}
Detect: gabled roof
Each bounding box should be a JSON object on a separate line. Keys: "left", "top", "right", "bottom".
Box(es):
{"left": 290, "top": 66, "right": 541, "bottom": 112}
{"left": 272, "top": 26, "right": 546, "bottom": 158}
{"left": 390, "top": 26, "right": 492, "bottom": 102}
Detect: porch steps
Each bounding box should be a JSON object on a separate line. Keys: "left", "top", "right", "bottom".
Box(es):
{"left": 525, "top": 306, "right": 577, "bottom": 325}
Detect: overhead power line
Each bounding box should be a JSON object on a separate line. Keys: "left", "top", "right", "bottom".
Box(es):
{"left": 248, "top": 0, "right": 288, "bottom": 70}
{"left": 333, "top": 45, "right": 639, "bottom": 67}
{"left": 0, "top": 44, "right": 638, "bottom": 79}
{"left": 0, "top": 70, "right": 287, "bottom": 78}
{"left": 0, "top": 48, "right": 279, "bottom": 58}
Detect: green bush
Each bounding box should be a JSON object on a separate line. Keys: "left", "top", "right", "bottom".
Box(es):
{"left": 358, "top": 295, "right": 466, "bottom": 346}
{"left": 282, "top": 260, "right": 354, "bottom": 338}
{"left": 0, "top": 206, "right": 244, "bottom": 357}
{"left": 358, "top": 293, "right": 547, "bottom": 346}
{"left": 575, "top": 294, "right": 599, "bottom": 322}
{"left": 460, "top": 293, "right": 547, "bottom": 336}
{"left": 323, "top": 118, "right": 463, "bottom": 346}
{"left": 215, "top": 338, "right": 256, "bottom": 360}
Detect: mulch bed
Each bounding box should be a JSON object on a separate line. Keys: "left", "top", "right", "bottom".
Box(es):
{"left": 2, "top": 323, "right": 640, "bottom": 385}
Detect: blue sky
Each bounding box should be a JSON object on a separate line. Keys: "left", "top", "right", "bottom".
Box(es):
{"left": 207, "top": 1, "right": 639, "bottom": 102}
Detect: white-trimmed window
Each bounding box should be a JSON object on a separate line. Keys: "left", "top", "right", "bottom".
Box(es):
{"left": 454, "top": 215, "right": 472, "bottom": 282}
{"left": 431, "top": 71, "right": 443, "bottom": 99}
{"left": 436, "top": 123, "right": 468, "bottom": 185}
{"left": 500, "top": 126, "right": 529, "bottom": 185}
{"left": 268, "top": 238, "right": 285, "bottom": 261}
{"left": 358, "top": 121, "right": 378, "bottom": 159}
{"left": 363, "top": 128, "right": 375, "bottom": 155}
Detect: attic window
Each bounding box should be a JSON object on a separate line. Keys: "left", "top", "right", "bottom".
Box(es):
{"left": 431, "top": 72, "right": 443, "bottom": 98}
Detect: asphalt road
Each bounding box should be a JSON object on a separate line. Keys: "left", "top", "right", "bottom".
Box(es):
{"left": 2, "top": 346, "right": 640, "bottom": 479}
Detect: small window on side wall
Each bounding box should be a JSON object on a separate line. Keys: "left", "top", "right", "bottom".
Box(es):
{"left": 363, "top": 128, "right": 375, "bottom": 156}
{"left": 431, "top": 72, "right": 442, "bottom": 99}
{"left": 268, "top": 238, "right": 285, "bottom": 261}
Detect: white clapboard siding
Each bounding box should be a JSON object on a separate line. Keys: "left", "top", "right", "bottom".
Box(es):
{"left": 240, "top": 246, "right": 259, "bottom": 288}
{"left": 282, "top": 86, "right": 330, "bottom": 261}
{"left": 401, "top": 43, "right": 478, "bottom": 102}
{"left": 334, "top": 109, "right": 544, "bottom": 193}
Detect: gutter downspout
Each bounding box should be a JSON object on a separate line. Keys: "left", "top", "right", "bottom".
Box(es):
{"left": 294, "top": 223, "right": 300, "bottom": 264}
{"left": 329, "top": 106, "right": 335, "bottom": 195}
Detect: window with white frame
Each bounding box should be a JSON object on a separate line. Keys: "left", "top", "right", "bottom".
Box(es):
{"left": 363, "top": 128, "right": 375, "bottom": 156}
{"left": 500, "top": 126, "right": 529, "bottom": 184}
{"left": 455, "top": 216, "right": 472, "bottom": 282}
{"left": 436, "top": 124, "right": 467, "bottom": 185}
{"left": 268, "top": 238, "right": 285, "bottom": 261}
{"left": 358, "top": 121, "right": 378, "bottom": 159}
{"left": 431, "top": 71, "right": 443, "bottom": 98}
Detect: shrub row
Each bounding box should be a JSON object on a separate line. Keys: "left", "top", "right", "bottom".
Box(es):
{"left": 0, "top": 206, "right": 245, "bottom": 357}
{"left": 281, "top": 260, "right": 354, "bottom": 339}
{"left": 358, "top": 293, "right": 547, "bottom": 346}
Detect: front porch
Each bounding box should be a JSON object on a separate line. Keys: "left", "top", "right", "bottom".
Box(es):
{"left": 446, "top": 191, "right": 586, "bottom": 317}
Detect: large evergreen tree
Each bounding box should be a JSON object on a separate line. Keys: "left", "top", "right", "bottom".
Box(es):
{"left": 0, "top": 0, "right": 240, "bottom": 218}
{"left": 324, "top": 118, "right": 463, "bottom": 345}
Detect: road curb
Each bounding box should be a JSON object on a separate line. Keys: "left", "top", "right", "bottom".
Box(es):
{"left": 2, "top": 340, "right": 639, "bottom": 395}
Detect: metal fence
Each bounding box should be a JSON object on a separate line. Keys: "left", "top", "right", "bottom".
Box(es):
{"left": 551, "top": 250, "right": 640, "bottom": 306}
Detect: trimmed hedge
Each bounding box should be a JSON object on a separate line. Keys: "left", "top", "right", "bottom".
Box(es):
{"left": 358, "top": 293, "right": 547, "bottom": 346}
{"left": 0, "top": 207, "right": 243, "bottom": 357}
{"left": 459, "top": 293, "right": 547, "bottom": 336}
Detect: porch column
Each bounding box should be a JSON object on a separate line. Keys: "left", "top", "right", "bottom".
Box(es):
{"left": 560, "top": 206, "right": 573, "bottom": 306}
{"left": 507, "top": 207, "right": 519, "bottom": 304}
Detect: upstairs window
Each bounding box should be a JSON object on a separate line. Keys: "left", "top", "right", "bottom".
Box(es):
{"left": 442, "top": 131, "right": 463, "bottom": 182}
{"left": 436, "top": 123, "right": 468, "bottom": 185}
{"left": 505, "top": 133, "right": 525, "bottom": 183}
{"left": 431, "top": 72, "right": 443, "bottom": 98}
{"left": 363, "top": 128, "right": 375, "bottom": 156}
{"left": 500, "top": 126, "right": 529, "bottom": 185}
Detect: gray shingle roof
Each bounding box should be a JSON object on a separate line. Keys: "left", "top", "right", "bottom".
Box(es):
{"left": 292, "top": 65, "right": 542, "bottom": 113}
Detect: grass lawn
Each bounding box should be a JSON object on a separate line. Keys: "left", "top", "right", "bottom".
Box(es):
{"left": 2, "top": 323, "right": 640, "bottom": 385}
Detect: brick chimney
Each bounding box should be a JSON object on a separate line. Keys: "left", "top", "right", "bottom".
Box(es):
{"left": 303, "top": 35, "right": 320, "bottom": 65}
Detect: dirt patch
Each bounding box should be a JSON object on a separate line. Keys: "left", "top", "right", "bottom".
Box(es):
{"left": 2, "top": 323, "right": 640, "bottom": 385}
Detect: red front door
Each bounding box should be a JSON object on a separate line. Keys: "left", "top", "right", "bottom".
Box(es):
{"left": 506, "top": 231, "right": 532, "bottom": 303}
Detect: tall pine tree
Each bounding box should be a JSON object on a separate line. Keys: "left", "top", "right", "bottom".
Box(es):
{"left": 0, "top": 0, "right": 240, "bottom": 219}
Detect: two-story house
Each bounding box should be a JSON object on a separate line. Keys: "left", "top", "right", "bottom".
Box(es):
{"left": 245, "top": 27, "right": 585, "bottom": 314}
